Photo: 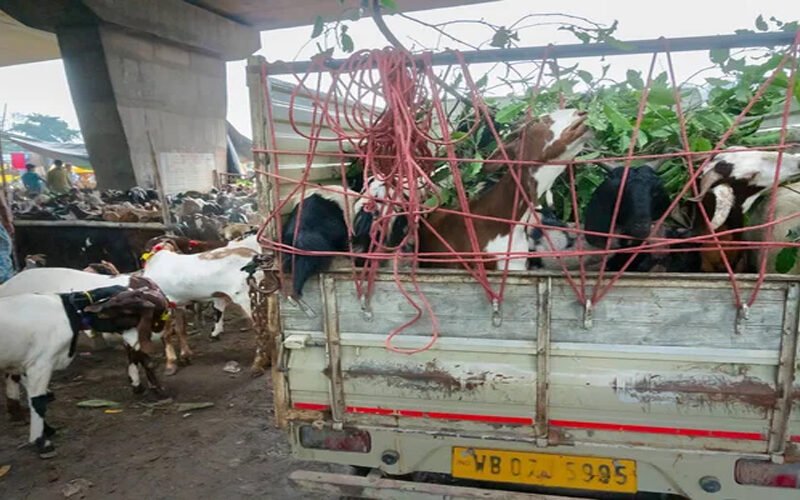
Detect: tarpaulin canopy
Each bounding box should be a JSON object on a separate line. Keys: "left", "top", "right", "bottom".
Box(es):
{"left": 1, "top": 132, "right": 90, "bottom": 166}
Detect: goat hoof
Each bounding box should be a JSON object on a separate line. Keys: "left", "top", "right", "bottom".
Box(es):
{"left": 164, "top": 365, "right": 178, "bottom": 377}
{"left": 178, "top": 356, "right": 192, "bottom": 366}
{"left": 132, "top": 384, "right": 146, "bottom": 395}
{"left": 208, "top": 334, "right": 221, "bottom": 342}
{"left": 35, "top": 438, "right": 57, "bottom": 459}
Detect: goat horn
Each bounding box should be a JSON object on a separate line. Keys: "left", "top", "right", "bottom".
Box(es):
{"left": 688, "top": 170, "right": 721, "bottom": 202}
{"left": 709, "top": 184, "right": 734, "bottom": 230}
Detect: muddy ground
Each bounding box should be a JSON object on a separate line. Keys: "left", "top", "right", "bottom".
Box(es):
{"left": 0, "top": 313, "right": 345, "bottom": 500}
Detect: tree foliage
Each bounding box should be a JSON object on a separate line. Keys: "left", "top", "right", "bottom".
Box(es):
{"left": 10, "top": 113, "right": 81, "bottom": 143}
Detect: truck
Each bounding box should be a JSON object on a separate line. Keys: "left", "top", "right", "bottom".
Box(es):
{"left": 245, "top": 31, "right": 800, "bottom": 500}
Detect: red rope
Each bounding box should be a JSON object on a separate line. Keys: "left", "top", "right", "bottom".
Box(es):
{"left": 254, "top": 39, "right": 800, "bottom": 355}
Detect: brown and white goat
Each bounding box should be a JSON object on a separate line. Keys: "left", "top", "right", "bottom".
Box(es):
{"left": 418, "top": 109, "right": 589, "bottom": 270}
{"left": 691, "top": 149, "right": 800, "bottom": 272}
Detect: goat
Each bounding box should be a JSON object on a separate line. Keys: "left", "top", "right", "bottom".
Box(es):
{"left": 746, "top": 182, "right": 800, "bottom": 274}
{"left": 24, "top": 254, "right": 47, "bottom": 269}
{"left": 0, "top": 269, "right": 164, "bottom": 393}
{"left": 691, "top": 149, "right": 800, "bottom": 272}
{"left": 83, "top": 260, "right": 121, "bottom": 275}
{"left": 528, "top": 166, "right": 697, "bottom": 272}
{"left": 282, "top": 186, "right": 355, "bottom": 298}
{"left": 1, "top": 283, "right": 168, "bottom": 458}
{"left": 142, "top": 236, "right": 263, "bottom": 375}
{"left": 281, "top": 180, "right": 408, "bottom": 298}
{"left": 418, "top": 109, "right": 589, "bottom": 270}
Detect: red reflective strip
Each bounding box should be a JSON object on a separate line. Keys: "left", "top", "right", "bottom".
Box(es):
{"left": 551, "top": 419, "right": 765, "bottom": 441}
{"left": 791, "top": 435, "right": 800, "bottom": 443}
{"left": 293, "top": 402, "right": 329, "bottom": 411}
{"left": 292, "top": 403, "right": 772, "bottom": 441}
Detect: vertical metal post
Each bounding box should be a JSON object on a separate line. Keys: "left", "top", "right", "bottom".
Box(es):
{"left": 535, "top": 278, "right": 552, "bottom": 446}
{"left": 247, "top": 55, "right": 287, "bottom": 427}
{"left": 768, "top": 283, "right": 800, "bottom": 459}
{"left": 322, "top": 275, "right": 346, "bottom": 425}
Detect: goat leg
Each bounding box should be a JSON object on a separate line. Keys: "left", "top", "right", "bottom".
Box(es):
{"left": 176, "top": 309, "right": 193, "bottom": 365}
{"left": 5, "top": 373, "right": 28, "bottom": 422}
{"left": 135, "top": 309, "right": 156, "bottom": 355}
{"left": 162, "top": 317, "right": 179, "bottom": 377}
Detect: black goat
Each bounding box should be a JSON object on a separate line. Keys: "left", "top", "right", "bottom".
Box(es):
{"left": 281, "top": 181, "right": 410, "bottom": 298}
{"left": 529, "top": 165, "right": 697, "bottom": 272}
{"left": 282, "top": 191, "right": 351, "bottom": 298}
{"left": 583, "top": 165, "right": 670, "bottom": 271}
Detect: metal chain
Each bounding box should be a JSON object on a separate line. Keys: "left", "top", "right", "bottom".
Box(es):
{"left": 247, "top": 255, "right": 279, "bottom": 373}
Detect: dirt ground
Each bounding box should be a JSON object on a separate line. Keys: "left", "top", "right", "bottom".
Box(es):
{"left": 0, "top": 313, "right": 345, "bottom": 500}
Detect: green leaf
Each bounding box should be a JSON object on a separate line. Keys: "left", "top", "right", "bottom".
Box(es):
{"left": 776, "top": 247, "right": 798, "bottom": 273}
{"left": 691, "top": 136, "right": 713, "bottom": 152}
{"left": 311, "top": 16, "right": 324, "bottom": 38}
{"left": 380, "top": 0, "right": 398, "bottom": 9}
{"left": 475, "top": 74, "right": 489, "bottom": 89}
{"left": 494, "top": 101, "right": 527, "bottom": 124}
{"left": 710, "top": 47, "right": 730, "bottom": 65}
{"left": 795, "top": 79, "right": 800, "bottom": 105}
{"left": 603, "top": 103, "right": 631, "bottom": 131}
{"left": 577, "top": 70, "right": 593, "bottom": 84}
{"left": 341, "top": 32, "right": 354, "bottom": 53}
{"left": 626, "top": 70, "right": 644, "bottom": 90}
{"left": 755, "top": 14, "right": 769, "bottom": 31}
{"left": 647, "top": 87, "right": 675, "bottom": 106}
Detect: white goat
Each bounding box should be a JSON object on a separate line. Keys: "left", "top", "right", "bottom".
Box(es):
{"left": 0, "top": 293, "right": 75, "bottom": 458}
{"left": 745, "top": 180, "right": 800, "bottom": 274}
{"left": 141, "top": 235, "right": 263, "bottom": 374}
{"left": 0, "top": 270, "right": 165, "bottom": 396}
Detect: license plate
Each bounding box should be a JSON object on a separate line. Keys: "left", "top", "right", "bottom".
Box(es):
{"left": 452, "top": 447, "right": 637, "bottom": 494}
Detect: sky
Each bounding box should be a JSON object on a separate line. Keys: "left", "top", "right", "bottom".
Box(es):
{"left": 0, "top": 0, "right": 796, "bottom": 139}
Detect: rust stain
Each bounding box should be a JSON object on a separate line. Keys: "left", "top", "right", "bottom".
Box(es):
{"left": 613, "top": 374, "right": 778, "bottom": 410}
{"left": 345, "top": 361, "right": 488, "bottom": 393}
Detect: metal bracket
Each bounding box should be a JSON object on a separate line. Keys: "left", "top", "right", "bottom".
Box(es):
{"left": 535, "top": 279, "right": 552, "bottom": 446}
{"left": 735, "top": 304, "right": 749, "bottom": 336}
{"left": 767, "top": 284, "right": 799, "bottom": 458}
{"left": 491, "top": 298, "right": 502, "bottom": 327}
{"left": 583, "top": 299, "right": 593, "bottom": 329}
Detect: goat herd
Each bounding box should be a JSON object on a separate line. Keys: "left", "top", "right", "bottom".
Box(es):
{"left": 2, "top": 107, "right": 800, "bottom": 461}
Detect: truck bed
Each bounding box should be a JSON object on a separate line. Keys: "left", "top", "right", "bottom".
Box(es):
{"left": 275, "top": 270, "right": 800, "bottom": 499}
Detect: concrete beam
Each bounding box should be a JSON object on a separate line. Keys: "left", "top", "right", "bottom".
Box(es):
{"left": 83, "top": 0, "right": 259, "bottom": 60}
{"left": 1, "top": 0, "right": 258, "bottom": 190}
{"left": 0, "top": 0, "right": 258, "bottom": 60}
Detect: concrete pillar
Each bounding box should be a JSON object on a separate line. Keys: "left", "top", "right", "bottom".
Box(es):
{"left": 0, "top": 0, "right": 259, "bottom": 191}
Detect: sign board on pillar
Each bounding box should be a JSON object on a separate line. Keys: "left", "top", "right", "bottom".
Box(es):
{"left": 158, "top": 152, "right": 215, "bottom": 194}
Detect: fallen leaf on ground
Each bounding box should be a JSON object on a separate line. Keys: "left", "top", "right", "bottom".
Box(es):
{"left": 61, "top": 478, "right": 93, "bottom": 498}
{"left": 175, "top": 402, "right": 214, "bottom": 412}
{"left": 76, "top": 399, "right": 120, "bottom": 408}
{"left": 0, "top": 465, "right": 10, "bottom": 478}
{"left": 103, "top": 409, "right": 123, "bottom": 414}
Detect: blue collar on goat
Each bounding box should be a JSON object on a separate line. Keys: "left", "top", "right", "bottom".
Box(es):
{"left": 583, "top": 165, "right": 670, "bottom": 249}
